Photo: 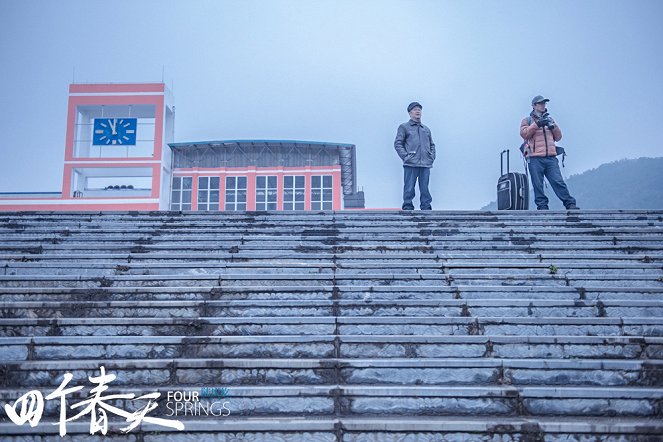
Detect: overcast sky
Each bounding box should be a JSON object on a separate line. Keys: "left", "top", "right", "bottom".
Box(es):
{"left": 0, "top": 0, "right": 661, "bottom": 209}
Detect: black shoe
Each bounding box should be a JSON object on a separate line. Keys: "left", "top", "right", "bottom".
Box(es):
{"left": 537, "top": 206, "right": 549, "bottom": 211}
{"left": 566, "top": 204, "right": 580, "bottom": 210}
{"left": 402, "top": 206, "right": 414, "bottom": 211}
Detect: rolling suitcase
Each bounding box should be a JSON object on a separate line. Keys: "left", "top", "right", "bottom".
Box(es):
{"left": 497, "top": 149, "right": 529, "bottom": 210}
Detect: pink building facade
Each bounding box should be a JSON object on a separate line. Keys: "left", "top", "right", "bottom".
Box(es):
{"left": 0, "top": 83, "right": 364, "bottom": 211}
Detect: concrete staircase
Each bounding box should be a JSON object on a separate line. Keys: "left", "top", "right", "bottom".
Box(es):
{"left": 1, "top": 210, "right": 662, "bottom": 441}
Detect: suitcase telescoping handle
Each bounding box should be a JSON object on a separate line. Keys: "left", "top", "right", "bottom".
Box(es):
{"left": 501, "top": 149, "right": 509, "bottom": 176}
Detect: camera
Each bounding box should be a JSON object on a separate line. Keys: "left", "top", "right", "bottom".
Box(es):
{"left": 539, "top": 112, "right": 555, "bottom": 129}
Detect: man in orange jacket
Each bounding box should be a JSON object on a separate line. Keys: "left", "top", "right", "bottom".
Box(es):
{"left": 520, "top": 95, "right": 579, "bottom": 210}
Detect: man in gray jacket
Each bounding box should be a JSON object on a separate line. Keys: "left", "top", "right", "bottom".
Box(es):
{"left": 394, "top": 102, "right": 436, "bottom": 210}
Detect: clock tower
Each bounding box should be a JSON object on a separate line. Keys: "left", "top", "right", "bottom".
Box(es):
{"left": 62, "top": 82, "right": 174, "bottom": 210}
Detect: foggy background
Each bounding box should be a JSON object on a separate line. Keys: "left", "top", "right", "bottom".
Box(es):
{"left": 0, "top": 0, "right": 661, "bottom": 209}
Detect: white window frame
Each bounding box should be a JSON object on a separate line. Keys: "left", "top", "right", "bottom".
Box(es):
{"left": 197, "top": 176, "right": 220, "bottom": 212}
{"left": 311, "top": 175, "right": 333, "bottom": 211}
{"left": 171, "top": 176, "right": 192, "bottom": 211}
{"left": 225, "top": 176, "right": 247, "bottom": 211}
{"left": 283, "top": 175, "right": 306, "bottom": 211}
{"left": 255, "top": 175, "right": 278, "bottom": 211}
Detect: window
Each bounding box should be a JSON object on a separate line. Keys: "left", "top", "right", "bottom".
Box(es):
{"left": 311, "top": 175, "right": 333, "bottom": 210}
{"left": 171, "top": 176, "right": 192, "bottom": 211}
{"left": 197, "top": 176, "right": 220, "bottom": 211}
{"left": 225, "top": 176, "right": 247, "bottom": 211}
{"left": 255, "top": 176, "right": 277, "bottom": 210}
{"left": 283, "top": 175, "right": 305, "bottom": 210}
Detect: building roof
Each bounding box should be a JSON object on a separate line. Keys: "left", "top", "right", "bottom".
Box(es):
{"left": 168, "top": 139, "right": 354, "bottom": 149}
{"left": 168, "top": 140, "right": 358, "bottom": 196}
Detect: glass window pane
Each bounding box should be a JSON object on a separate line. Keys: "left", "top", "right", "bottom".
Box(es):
{"left": 183, "top": 177, "right": 192, "bottom": 190}
{"left": 238, "top": 203, "right": 246, "bottom": 210}
{"left": 284, "top": 176, "right": 293, "bottom": 187}
{"left": 182, "top": 203, "right": 191, "bottom": 210}
{"left": 170, "top": 204, "right": 178, "bottom": 210}
{"left": 256, "top": 203, "right": 265, "bottom": 210}
{"left": 256, "top": 189, "right": 266, "bottom": 202}
{"left": 238, "top": 191, "right": 246, "bottom": 203}
{"left": 312, "top": 202, "right": 321, "bottom": 210}
{"left": 295, "top": 176, "right": 305, "bottom": 188}
{"left": 312, "top": 189, "right": 321, "bottom": 201}
{"left": 257, "top": 176, "right": 265, "bottom": 188}
{"left": 284, "top": 203, "right": 293, "bottom": 211}
{"left": 284, "top": 189, "right": 293, "bottom": 201}
{"left": 172, "top": 191, "right": 181, "bottom": 204}
{"left": 182, "top": 191, "right": 192, "bottom": 203}
{"left": 295, "top": 202, "right": 305, "bottom": 210}
{"left": 210, "top": 177, "right": 220, "bottom": 188}
{"left": 199, "top": 177, "right": 208, "bottom": 188}
{"left": 226, "top": 177, "right": 236, "bottom": 188}
{"left": 225, "top": 203, "right": 234, "bottom": 211}
{"left": 267, "top": 202, "right": 276, "bottom": 210}
{"left": 210, "top": 191, "right": 219, "bottom": 203}
{"left": 323, "top": 176, "right": 332, "bottom": 187}
{"left": 238, "top": 176, "right": 247, "bottom": 188}
{"left": 323, "top": 189, "right": 332, "bottom": 201}
{"left": 198, "top": 191, "right": 208, "bottom": 203}
{"left": 267, "top": 190, "right": 277, "bottom": 202}
{"left": 173, "top": 177, "right": 181, "bottom": 188}
{"left": 295, "top": 190, "right": 305, "bottom": 202}
{"left": 197, "top": 206, "right": 207, "bottom": 212}
{"left": 312, "top": 176, "right": 320, "bottom": 188}
{"left": 268, "top": 176, "right": 277, "bottom": 188}
{"left": 209, "top": 203, "right": 219, "bottom": 211}
{"left": 323, "top": 201, "right": 332, "bottom": 210}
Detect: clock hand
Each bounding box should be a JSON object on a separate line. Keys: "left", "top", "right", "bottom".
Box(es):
{"left": 109, "top": 119, "right": 117, "bottom": 135}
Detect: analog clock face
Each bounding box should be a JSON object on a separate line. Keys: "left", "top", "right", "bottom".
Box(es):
{"left": 93, "top": 118, "right": 137, "bottom": 146}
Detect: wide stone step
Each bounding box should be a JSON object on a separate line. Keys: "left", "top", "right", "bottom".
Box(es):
{"left": 1, "top": 214, "right": 660, "bottom": 226}
{"left": 2, "top": 208, "right": 660, "bottom": 217}
{"left": 2, "top": 251, "right": 663, "bottom": 264}
{"left": 2, "top": 229, "right": 662, "bottom": 241}
{"left": 1, "top": 285, "right": 662, "bottom": 302}
{"left": 5, "top": 244, "right": 663, "bottom": 258}
{"left": 0, "top": 218, "right": 663, "bottom": 235}
{"left": 2, "top": 225, "right": 662, "bottom": 240}
{"left": 0, "top": 315, "right": 627, "bottom": 339}
{"left": 4, "top": 358, "right": 662, "bottom": 389}
{"left": 2, "top": 316, "right": 663, "bottom": 338}
{"left": 1, "top": 385, "right": 661, "bottom": 418}
{"left": 2, "top": 261, "right": 661, "bottom": 277}
{"left": 4, "top": 299, "right": 663, "bottom": 318}
{"left": 3, "top": 335, "right": 662, "bottom": 361}
{"left": 0, "top": 273, "right": 661, "bottom": 288}
{"left": 2, "top": 416, "right": 663, "bottom": 441}
{"left": 2, "top": 234, "right": 662, "bottom": 248}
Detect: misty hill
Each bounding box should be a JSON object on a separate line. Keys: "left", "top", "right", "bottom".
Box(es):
{"left": 481, "top": 157, "right": 663, "bottom": 210}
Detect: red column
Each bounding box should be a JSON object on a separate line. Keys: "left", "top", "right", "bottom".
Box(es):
{"left": 191, "top": 172, "right": 199, "bottom": 211}
{"left": 219, "top": 172, "right": 227, "bottom": 211}
{"left": 276, "top": 171, "right": 284, "bottom": 211}
{"left": 246, "top": 168, "right": 256, "bottom": 211}
{"left": 304, "top": 171, "right": 312, "bottom": 211}
{"left": 332, "top": 169, "right": 342, "bottom": 210}
{"left": 151, "top": 165, "right": 161, "bottom": 199}
{"left": 61, "top": 164, "right": 73, "bottom": 199}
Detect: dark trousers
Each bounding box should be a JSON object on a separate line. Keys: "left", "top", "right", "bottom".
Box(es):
{"left": 528, "top": 156, "right": 576, "bottom": 210}
{"left": 402, "top": 166, "right": 432, "bottom": 210}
